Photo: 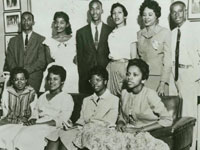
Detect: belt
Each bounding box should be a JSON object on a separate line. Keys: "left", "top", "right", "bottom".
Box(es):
{"left": 173, "top": 62, "right": 192, "bottom": 69}
{"left": 178, "top": 64, "right": 192, "bottom": 69}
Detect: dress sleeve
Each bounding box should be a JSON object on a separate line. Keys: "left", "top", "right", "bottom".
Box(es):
{"left": 147, "top": 90, "right": 173, "bottom": 127}
{"left": 53, "top": 94, "right": 74, "bottom": 128}
{"left": 117, "top": 90, "right": 127, "bottom": 124}
{"left": 1, "top": 88, "right": 9, "bottom": 118}
{"left": 160, "top": 29, "right": 172, "bottom": 83}
{"left": 76, "top": 98, "right": 87, "bottom": 126}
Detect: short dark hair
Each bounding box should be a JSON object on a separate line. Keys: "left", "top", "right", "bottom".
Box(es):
{"left": 53, "top": 11, "right": 72, "bottom": 34}
{"left": 22, "top": 11, "right": 34, "bottom": 21}
{"left": 139, "top": 0, "right": 161, "bottom": 18}
{"left": 110, "top": 2, "right": 128, "bottom": 17}
{"left": 89, "top": 0, "right": 102, "bottom": 9}
{"left": 170, "top": 1, "right": 186, "bottom": 12}
{"left": 47, "top": 65, "right": 66, "bottom": 82}
{"left": 10, "top": 67, "right": 29, "bottom": 81}
{"left": 127, "top": 58, "right": 149, "bottom": 80}
{"left": 89, "top": 65, "right": 108, "bottom": 81}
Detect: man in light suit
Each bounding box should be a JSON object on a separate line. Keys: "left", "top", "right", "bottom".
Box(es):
{"left": 76, "top": 0, "right": 113, "bottom": 94}
{"left": 4, "top": 12, "right": 46, "bottom": 93}
{"left": 169, "top": 1, "right": 200, "bottom": 149}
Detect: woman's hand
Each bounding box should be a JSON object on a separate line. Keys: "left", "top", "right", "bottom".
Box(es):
{"left": 116, "top": 121, "right": 126, "bottom": 132}
{"left": 123, "top": 126, "right": 143, "bottom": 134}
{"left": 157, "top": 81, "right": 165, "bottom": 96}
{"left": 23, "top": 119, "right": 37, "bottom": 126}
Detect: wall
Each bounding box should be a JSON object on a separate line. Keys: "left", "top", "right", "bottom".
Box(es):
{"left": 0, "top": 0, "right": 30, "bottom": 74}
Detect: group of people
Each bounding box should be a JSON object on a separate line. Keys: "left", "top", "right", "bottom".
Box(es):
{"left": 0, "top": 0, "right": 200, "bottom": 149}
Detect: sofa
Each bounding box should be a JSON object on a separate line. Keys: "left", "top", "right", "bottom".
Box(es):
{"left": 70, "top": 94, "right": 196, "bottom": 150}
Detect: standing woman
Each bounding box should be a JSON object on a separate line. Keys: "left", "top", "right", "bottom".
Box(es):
{"left": 137, "top": 0, "right": 171, "bottom": 96}
{"left": 40, "top": 11, "right": 78, "bottom": 93}
{"left": 107, "top": 2, "right": 137, "bottom": 97}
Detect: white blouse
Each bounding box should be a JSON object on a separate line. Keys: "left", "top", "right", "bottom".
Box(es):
{"left": 108, "top": 25, "right": 137, "bottom": 60}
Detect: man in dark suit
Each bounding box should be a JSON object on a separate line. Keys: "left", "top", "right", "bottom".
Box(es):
{"left": 76, "top": 0, "right": 113, "bottom": 94}
{"left": 4, "top": 11, "right": 46, "bottom": 93}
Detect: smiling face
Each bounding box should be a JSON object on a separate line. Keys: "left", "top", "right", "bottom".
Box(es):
{"left": 54, "top": 17, "right": 68, "bottom": 34}
{"left": 47, "top": 73, "right": 63, "bottom": 93}
{"left": 13, "top": 73, "right": 27, "bottom": 92}
{"left": 89, "top": 75, "right": 107, "bottom": 95}
{"left": 112, "top": 6, "right": 126, "bottom": 28}
{"left": 142, "top": 7, "right": 157, "bottom": 27}
{"left": 89, "top": 1, "right": 103, "bottom": 24}
{"left": 21, "top": 13, "right": 34, "bottom": 32}
{"left": 170, "top": 3, "right": 186, "bottom": 27}
{"left": 126, "top": 65, "right": 144, "bottom": 90}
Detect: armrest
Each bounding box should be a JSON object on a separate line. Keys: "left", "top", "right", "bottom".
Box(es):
{"left": 150, "top": 117, "right": 196, "bottom": 138}
{"left": 171, "top": 117, "right": 196, "bottom": 133}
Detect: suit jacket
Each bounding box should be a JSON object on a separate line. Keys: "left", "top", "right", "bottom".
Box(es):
{"left": 5, "top": 32, "right": 46, "bottom": 92}
{"left": 76, "top": 23, "right": 113, "bottom": 94}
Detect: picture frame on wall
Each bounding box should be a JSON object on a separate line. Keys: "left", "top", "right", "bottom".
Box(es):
{"left": 4, "top": 12, "right": 21, "bottom": 33}
{"left": 188, "top": 0, "right": 200, "bottom": 20}
{"left": 4, "top": 34, "right": 17, "bottom": 51}
{"left": 3, "top": 0, "right": 21, "bottom": 11}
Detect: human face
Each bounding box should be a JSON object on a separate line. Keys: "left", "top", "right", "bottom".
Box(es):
{"left": 142, "top": 7, "right": 157, "bottom": 27}
{"left": 112, "top": 6, "right": 126, "bottom": 28}
{"left": 13, "top": 73, "right": 27, "bottom": 92}
{"left": 21, "top": 13, "right": 34, "bottom": 32}
{"left": 126, "top": 66, "right": 143, "bottom": 90}
{"left": 89, "top": 2, "right": 103, "bottom": 24}
{"left": 47, "top": 73, "right": 63, "bottom": 92}
{"left": 170, "top": 4, "right": 186, "bottom": 27}
{"left": 89, "top": 75, "right": 107, "bottom": 96}
{"left": 54, "top": 17, "right": 68, "bottom": 34}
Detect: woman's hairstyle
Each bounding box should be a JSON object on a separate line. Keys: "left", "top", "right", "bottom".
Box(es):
{"left": 10, "top": 67, "right": 29, "bottom": 81}
{"left": 53, "top": 11, "right": 72, "bottom": 34}
{"left": 89, "top": 65, "right": 108, "bottom": 81}
{"left": 139, "top": 0, "right": 161, "bottom": 18}
{"left": 127, "top": 58, "right": 149, "bottom": 80}
{"left": 110, "top": 2, "right": 128, "bottom": 17}
{"left": 47, "top": 65, "right": 66, "bottom": 82}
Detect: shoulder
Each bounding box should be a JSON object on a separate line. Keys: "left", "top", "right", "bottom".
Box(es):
{"left": 157, "top": 25, "right": 171, "bottom": 34}
{"left": 60, "top": 92, "right": 74, "bottom": 102}
{"left": 9, "top": 34, "right": 21, "bottom": 43}
{"left": 32, "top": 32, "right": 45, "bottom": 42}
{"left": 144, "top": 87, "right": 161, "bottom": 103}
{"left": 105, "top": 90, "right": 119, "bottom": 103}
{"left": 77, "top": 24, "right": 90, "bottom": 34}
{"left": 102, "top": 23, "right": 113, "bottom": 31}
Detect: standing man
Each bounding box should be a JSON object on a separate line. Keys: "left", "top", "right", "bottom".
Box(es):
{"left": 169, "top": 1, "right": 200, "bottom": 149}
{"left": 4, "top": 11, "right": 46, "bottom": 93}
{"left": 76, "top": 0, "right": 113, "bottom": 94}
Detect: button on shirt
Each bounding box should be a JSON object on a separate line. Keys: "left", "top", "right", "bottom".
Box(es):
{"left": 90, "top": 22, "right": 102, "bottom": 44}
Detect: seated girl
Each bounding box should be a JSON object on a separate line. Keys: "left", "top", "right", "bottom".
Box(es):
{"left": 73, "top": 59, "right": 173, "bottom": 150}
{"left": 13, "top": 65, "right": 74, "bottom": 150}
{"left": 0, "top": 67, "right": 37, "bottom": 150}
{"left": 45, "top": 65, "right": 119, "bottom": 150}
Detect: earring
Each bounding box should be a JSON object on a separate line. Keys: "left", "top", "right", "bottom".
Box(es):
{"left": 141, "top": 80, "right": 145, "bottom": 84}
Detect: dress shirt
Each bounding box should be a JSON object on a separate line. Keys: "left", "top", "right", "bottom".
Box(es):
{"left": 22, "top": 31, "right": 32, "bottom": 48}
{"left": 90, "top": 22, "right": 102, "bottom": 43}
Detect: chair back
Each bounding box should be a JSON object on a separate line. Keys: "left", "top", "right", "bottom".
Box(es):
{"left": 161, "top": 96, "right": 182, "bottom": 122}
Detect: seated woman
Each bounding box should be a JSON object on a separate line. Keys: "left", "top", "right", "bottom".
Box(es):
{"left": 73, "top": 59, "right": 172, "bottom": 150}
{"left": 13, "top": 65, "right": 74, "bottom": 150}
{"left": 0, "top": 67, "right": 37, "bottom": 150}
{"left": 45, "top": 65, "right": 119, "bottom": 150}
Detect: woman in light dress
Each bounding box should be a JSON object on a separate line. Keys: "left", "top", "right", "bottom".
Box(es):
{"left": 40, "top": 11, "right": 78, "bottom": 93}
{"left": 137, "top": 0, "right": 171, "bottom": 96}
{"left": 13, "top": 65, "right": 74, "bottom": 150}
{"left": 106, "top": 3, "right": 137, "bottom": 97}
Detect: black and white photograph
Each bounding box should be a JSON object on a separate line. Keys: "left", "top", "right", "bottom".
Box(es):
{"left": 0, "top": 0, "right": 200, "bottom": 150}
{"left": 3, "top": 0, "right": 21, "bottom": 11}
{"left": 4, "top": 12, "right": 21, "bottom": 33}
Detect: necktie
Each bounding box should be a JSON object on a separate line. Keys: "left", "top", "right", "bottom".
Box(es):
{"left": 96, "top": 97, "right": 100, "bottom": 103}
{"left": 25, "top": 34, "right": 28, "bottom": 47}
{"left": 175, "top": 28, "right": 181, "bottom": 81}
{"left": 94, "top": 26, "right": 98, "bottom": 49}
